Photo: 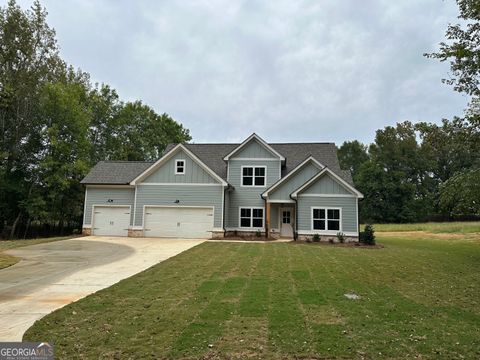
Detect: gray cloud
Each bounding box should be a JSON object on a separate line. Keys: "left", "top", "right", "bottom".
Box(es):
{"left": 16, "top": 0, "right": 469, "bottom": 144}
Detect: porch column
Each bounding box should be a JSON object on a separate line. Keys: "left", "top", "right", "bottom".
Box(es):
{"left": 265, "top": 201, "right": 271, "bottom": 239}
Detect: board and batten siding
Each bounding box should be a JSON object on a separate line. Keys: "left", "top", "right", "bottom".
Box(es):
{"left": 297, "top": 197, "right": 357, "bottom": 233}
{"left": 231, "top": 138, "right": 277, "bottom": 158}
{"left": 83, "top": 187, "right": 135, "bottom": 226}
{"left": 302, "top": 173, "right": 351, "bottom": 195}
{"left": 142, "top": 148, "right": 217, "bottom": 184}
{"left": 225, "top": 159, "right": 280, "bottom": 228}
{"left": 134, "top": 184, "right": 223, "bottom": 228}
{"left": 269, "top": 162, "right": 320, "bottom": 201}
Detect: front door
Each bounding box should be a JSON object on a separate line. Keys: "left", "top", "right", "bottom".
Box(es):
{"left": 280, "top": 208, "right": 293, "bottom": 237}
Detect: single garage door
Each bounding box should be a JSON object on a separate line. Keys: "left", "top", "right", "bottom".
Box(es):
{"left": 93, "top": 206, "right": 130, "bottom": 236}
{"left": 144, "top": 206, "right": 214, "bottom": 239}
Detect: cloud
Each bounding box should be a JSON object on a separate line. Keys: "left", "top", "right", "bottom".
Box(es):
{"left": 17, "top": 0, "right": 468, "bottom": 144}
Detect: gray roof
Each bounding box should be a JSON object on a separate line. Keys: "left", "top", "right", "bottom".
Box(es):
{"left": 81, "top": 161, "right": 153, "bottom": 184}
{"left": 81, "top": 142, "right": 353, "bottom": 185}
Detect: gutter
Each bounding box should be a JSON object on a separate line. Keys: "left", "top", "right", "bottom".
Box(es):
{"left": 260, "top": 193, "right": 268, "bottom": 239}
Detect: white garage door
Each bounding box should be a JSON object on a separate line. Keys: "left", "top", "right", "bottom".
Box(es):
{"left": 144, "top": 207, "right": 214, "bottom": 239}
{"left": 93, "top": 206, "right": 130, "bottom": 236}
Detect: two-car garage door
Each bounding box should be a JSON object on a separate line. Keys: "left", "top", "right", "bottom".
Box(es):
{"left": 144, "top": 207, "right": 214, "bottom": 239}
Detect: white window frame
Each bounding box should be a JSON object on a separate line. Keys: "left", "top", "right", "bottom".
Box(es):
{"left": 241, "top": 166, "right": 267, "bottom": 187}
{"left": 311, "top": 207, "right": 342, "bottom": 232}
{"left": 239, "top": 207, "right": 264, "bottom": 229}
{"left": 175, "top": 159, "right": 185, "bottom": 175}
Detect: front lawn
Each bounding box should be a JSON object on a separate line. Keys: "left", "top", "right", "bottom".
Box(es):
{"left": 0, "top": 236, "right": 78, "bottom": 269}
{"left": 24, "top": 231, "right": 480, "bottom": 359}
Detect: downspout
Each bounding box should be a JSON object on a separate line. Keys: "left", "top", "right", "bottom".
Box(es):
{"left": 260, "top": 193, "right": 268, "bottom": 239}
{"left": 223, "top": 185, "right": 229, "bottom": 237}
{"left": 290, "top": 193, "right": 298, "bottom": 241}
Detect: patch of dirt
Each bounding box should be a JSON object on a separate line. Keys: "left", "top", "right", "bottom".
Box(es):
{"left": 303, "top": 304, "right": 345, "bottom": 325}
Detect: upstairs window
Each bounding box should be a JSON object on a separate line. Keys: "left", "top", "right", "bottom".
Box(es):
{"left": 242, "top": 166, "right": 266, "bottom": 187}
{"left": 175, "top": 159, "right": 185, "bottom": 175}
{"left": 312, "top": 208, "right": 340, "bottom": 231}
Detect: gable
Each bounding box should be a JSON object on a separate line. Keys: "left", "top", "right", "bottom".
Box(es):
{"left": 141, "top": 148, "right": 219, "bottom": 184}
{"left": 232, "top": 138, "right": 277, "bottom": 159}
{"left": 300, "top": 172, "right": 352, "bottom": 195}
{"left": 269, "top": 161, "right": 321, "bottom": 200}
{"left": 223, "top": 134, "right": 285, "bottom": 161}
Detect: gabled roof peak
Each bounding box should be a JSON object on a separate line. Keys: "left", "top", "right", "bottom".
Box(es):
{"left": 222, "top": 133, "right": 286, "bottom": 161}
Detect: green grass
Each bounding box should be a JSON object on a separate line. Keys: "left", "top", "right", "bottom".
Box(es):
{"left": 24, "top": 231, "right": 480, "bottom": 359}
{"left": 363, "top": 221, "right": 480, "bottom": 234}
{"left": 0, "top": 236, "right": 77, "bottom": 269}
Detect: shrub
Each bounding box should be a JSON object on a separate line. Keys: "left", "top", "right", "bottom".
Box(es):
{"left": 337, "top": 232, "right": 345, "bottom": 243}
{"left": 329, "top": 238, "right": 334, "bottom": 244}
{"left": 360, "top": 224, "right": 376, "bottom": 245}
{"left": 306, "top": 238, "right": 312, "bottom": 243}
{"left": 255, "top": 230, "right": 262, "bottom": 237}
{"left": 312, "top": 234, "right": 320, "bottom": 242}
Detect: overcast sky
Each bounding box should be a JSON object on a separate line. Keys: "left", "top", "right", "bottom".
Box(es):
{"left": 15, "top": 0, "right": 469, "bottom": 145}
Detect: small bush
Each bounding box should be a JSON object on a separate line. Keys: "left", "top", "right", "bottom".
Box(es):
{"left": 306, "top": 238, "right": 312, "bottom": 243}
{"left": 328, "top": 238, "right": 334, "bottom": 244}
{"left": 337, "top": 232, "right": 345, "bottom": 243}
{"left": 360, "top": 224, "right": 376, "bottom": 245}
{"left": 312, "top": 234, "right": 320, "bottom": 242}
{"left": 255, "top": 230, "right": 262, "bottom": 237}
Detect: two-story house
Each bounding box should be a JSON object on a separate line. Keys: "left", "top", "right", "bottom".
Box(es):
{"left": 81, "top": 134, "right": 363, "bottom": 241}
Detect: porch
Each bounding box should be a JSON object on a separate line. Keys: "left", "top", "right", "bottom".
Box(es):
{"left": 266, "top": 202, "right": 295, "bottom": 239}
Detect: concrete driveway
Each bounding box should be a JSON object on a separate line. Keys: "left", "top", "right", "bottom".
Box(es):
{"left": 0, "top": 236, "right": 204, "bottom": 341}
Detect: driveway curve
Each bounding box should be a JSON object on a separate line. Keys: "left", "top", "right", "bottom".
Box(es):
{"left": 0, "top": 236, "right": 204, "bottom": 341}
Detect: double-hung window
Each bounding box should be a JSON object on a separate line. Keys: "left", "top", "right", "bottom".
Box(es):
{"left": 240, "top": 208, "right": 264, "bottom": 228}
{"left": 175, "top": 159, "right": 185, "bottom": 174}
{"left": 312, "top": 208, "right": 340, "bottom": 231}
{"left": 242, "top": 166, "right": 266, "bottom": 186}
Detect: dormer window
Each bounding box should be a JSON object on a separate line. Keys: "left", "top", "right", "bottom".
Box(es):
{"left": 242, "top": 166, "right": 266, "bottom": 187}
{"left": 175, "top": 159, "right": 185, "bottom": 175}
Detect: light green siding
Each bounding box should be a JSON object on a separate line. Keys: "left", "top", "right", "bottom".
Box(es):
{"left": 270, "top": 205, "right": 279, "bottom": 228}
{"left": 269, "top": 162, "right": 321, "bottom": 201}
{"left": 84, "top": 187, "right": 135, "bottom": 226}
{"left": 134, "top": 184, "right": 223, "bottom": 228}
{"left": 297, "top": 197, "right": 358, "bottom": 233}
{"left": 231, "top": 139, "right": 277, "bottom": 159}
{"left": 301, "top": 173, "right": 351, "bottom": 195}
{"left": 142, "top": 149, "right": 217, "bottom": 184}
{"left": 225, "top": 159, "right": 280, "bottom": 228}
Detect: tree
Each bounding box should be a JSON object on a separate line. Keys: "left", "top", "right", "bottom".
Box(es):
{"left": 439, "top": 168, "right": 480, "bottom": 216}
{"left": 337, "top": 140, "right": 369, "bottom": 181}
{"left": 0, "top": 0, "right": 64, "bottom": 237}
{"left": 425, "top": 0, "right": 480, "bottom": 97}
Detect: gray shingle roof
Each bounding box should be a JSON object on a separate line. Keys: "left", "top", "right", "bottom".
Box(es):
{"left": 81, "top": 142, "right": 353, "bottom": 185}
{"left": 80, "top": 161, "right": 154, "bottom": 184}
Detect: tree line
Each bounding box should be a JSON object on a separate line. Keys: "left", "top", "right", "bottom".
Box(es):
{"left": 0, "top": 1, "right": 191, "bottom": 238}
{"left": 338, "top": 0, "right": 480, "bottom": 223}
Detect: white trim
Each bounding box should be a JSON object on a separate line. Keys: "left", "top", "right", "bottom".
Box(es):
{"left": 138, "top": 182, "right": 222, "bottom": 186}
{"left": 130, "top": 143, "right": 227, "bottom": 186}
{"left": 133, "top": 185, "right": 138, "bottom": 227}
{"left": 221, "top": 185, "right": 225, "bottom": 228}
{"left": 311, "top": 206, "right": 342, "bottom": 232}
{"left": 238, "top": 206, "right": 265, "bottom": 229}
{"left": 298, "top": 193, "right": 356, "bottom": 198}
{"left": 130, "top": 226, "right": 143, "bottom": 230}
{"left": 356, "top": 197, "right": 359, "bottom": 233}
{"left": 241, "top": 165, "right": 267, "bottom": 188}
{"left": 298, "top": 230, "right": 358, "bottom": 237}
{"left": 175, "top": 159, "right": 186, "bottom": 175}
{"left": 223, "top": 133, "right": 285, "bottom": 161}
{"left": 225, "top": 227, "right": 266, "bottom": 232}
{"left": 267, "top": 199, "right": 295, "bottom": 204}
{"left": 86, "top": 184, "right": 133, "bottom": 188}
{"left": 91, "top": 204, "right": 131, "bottom": 234}
{"left": 290, "top": 167, "right": 363, "bottom": 198}
{"left": 142, "top": 205, "right": 215, "bottom": 229}
{"left": 83, "top": 224, "right": 92, "bottom": 229}
{"left": 229, "top": 158, "right": 280, "bottom": 161}
{"left": 262, "top": 156, "right": 324, "bottom": 197}
{"left": 82, "top": 187, "right": 88, "bottom": 225}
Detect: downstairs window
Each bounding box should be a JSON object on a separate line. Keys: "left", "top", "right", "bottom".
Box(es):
{"left": 312, "top": 208, "right": 340, "bottom": 231}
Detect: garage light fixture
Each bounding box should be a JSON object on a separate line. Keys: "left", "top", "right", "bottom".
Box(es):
{"left": 174, "top": 199, "right": 180, "bottom": 204}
